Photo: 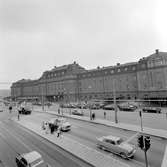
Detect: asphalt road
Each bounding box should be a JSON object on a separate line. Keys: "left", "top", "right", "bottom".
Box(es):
{"left": 27, "top": 111, "right": 167, "bottom": 167}
{"left": 0, "top": 108, "right": 93, "bottom": 167}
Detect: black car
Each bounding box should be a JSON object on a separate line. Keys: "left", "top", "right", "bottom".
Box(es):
{"left": 18, "top": 106, "right": 32, "bottom": 115}
{"left": 118, "top": 103, "right": 137, "bottom": 112}
{"left": 142, "top": 107, "right": 161, "bottom": 113}
{"left": 103, "top": 104, "right": 115, "bottom": 110}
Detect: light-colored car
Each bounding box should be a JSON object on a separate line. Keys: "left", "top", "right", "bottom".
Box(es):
{"left": 96, "top": 135, "right": 136, "bottom": 159}
{"left": 15, "top": 151, "right": 51, "bottom": 167}
{"left": 48, "top": 117, "right": 71, "bottom": 131}
{"left": 72, "top": 110, "right": 84, "bottom": 116}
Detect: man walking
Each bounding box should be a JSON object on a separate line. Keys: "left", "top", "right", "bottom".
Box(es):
{"left": 57, "top": 126, "right": 62, "bottom": 138}
{"left": 17, "top": 111, "right": 20, "bottom": 121}
{"left": 104, "top": 111, "right": 106, "bottom": 119}
{"left": 9, "top": 106, "right": 12, "bottom": 113}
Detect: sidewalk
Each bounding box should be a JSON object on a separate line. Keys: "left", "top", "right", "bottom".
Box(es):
{"left": 13, "top": 117, "right": 129, "bottom": 167}
{"left": 35, "top": 108, "right": 167, "bottom": 139}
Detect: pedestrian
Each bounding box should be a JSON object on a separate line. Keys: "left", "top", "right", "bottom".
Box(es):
{"left": 50, "top": 124, "right": 54, "bottom": 134}
{"left": 17, "top": 112, "right": 20, "bottom": 121}
{"left": 9, "top": 106, "right": 12, "bottom": 113}
{"left": 45, "top": 123, "right": 49, "bottom": 134}
{"left": 104, "top": 111, "right": 106, "bottom": 119}
{"left": 90, "top": 109, "right": 92, "bottom": 120}
{"left": 57, "top": 126, "right": 61, "bottom": 137}
{"left": 58, "top": 108, "right": 60, "bottom": 114}
{"left": 92, "top": 112, "right": 95, "bottom": 120}
{"left": 42, "top": 121, "right": 45, "bottom": 130}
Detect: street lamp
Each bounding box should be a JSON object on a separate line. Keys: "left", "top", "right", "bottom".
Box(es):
{"left": 88, "top": 85, "right": 92, "bottom": 120}
{"left": 41, "top": 85, "right": 44, "bottom": 111}
{"left": 113, "top": 78, "right": 118, "bottom": 124}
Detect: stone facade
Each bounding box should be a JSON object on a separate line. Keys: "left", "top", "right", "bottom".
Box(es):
{"left": 11, "top": 50, "right": 167, "bottom": 102}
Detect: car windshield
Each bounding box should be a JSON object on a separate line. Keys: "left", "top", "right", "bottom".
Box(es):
{"left": 30, "top": 157, "right": 43, "bottom": 166}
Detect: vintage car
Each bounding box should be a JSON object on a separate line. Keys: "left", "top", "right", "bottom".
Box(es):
{"left": 103, "top": 104, "right": 115, "bottom": 110}
{"left": 48, "top": 117, "right": 71, "bottom": 131}
{"left": 72, "top": 110, "right": 84, "bottom": 116}
{"left": 16, "top": 151, "right": 51, "bottom": 167}
{"left": 118, "top": 103, "right": 137, "bottom": 112}
{"left": 96, "top": 135, "right": 136, "bottom": 159}
{"left": 142, "top": 107, "right": 161, "bottom": 113}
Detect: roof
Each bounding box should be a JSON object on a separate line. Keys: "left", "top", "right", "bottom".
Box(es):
{"left": 103, "top": 135, "right": 121, "bottom": 141}
{"left": 148, "top": 51, "right": 167, "bottom": 58}
{"left": 22, "top": 151, "right": 42, "bottom": 164}
{"left": 79, "top": 62, "right": 137, "bottom": 74}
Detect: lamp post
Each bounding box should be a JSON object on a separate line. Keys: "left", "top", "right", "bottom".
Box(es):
{"left": 88, "top": 85, "right": 92, "bottom": 120}
{"left": 41, "top": 85, "right": 44, "bottom": 111}
{"left": 139, "top": 110, "right": 143, "bottom": 131}
{"left": 113, "top": 78, "right": 118, "bottom": 124}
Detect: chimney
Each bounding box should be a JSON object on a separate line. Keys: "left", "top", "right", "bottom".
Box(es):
{"left": 155, "top": 49, "right": 159, "bottom": 55}
{"left": 117, "top": 63, "right": 120, "bottom": 66}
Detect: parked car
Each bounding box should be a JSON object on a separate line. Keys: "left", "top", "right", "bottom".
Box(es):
{"left": 89, "top": 104, "right": 101, "bottom": 109}
{"left": 118, "top": 103, "right": 137, "bottom": 112}
{"left": 16, "top": 151, "right": 51, "bottom": 167}
{"left": 103, "top": 104, "right": 115, "bottom": 110}
{"left": 96, "top": 135, "right": 136, "bottom": 159}
{"left": 48, "top": 117, "right": 71, "bottom": 131}
{"left": 72, "top": 110, "right": 84, "bottom": 116}
{"left": 142, "top": 107, "right": 161, "bottom": 113}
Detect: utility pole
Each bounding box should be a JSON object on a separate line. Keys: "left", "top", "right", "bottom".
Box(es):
{"left": 113, "top": 78, "right": 118, "bottom": 123}
{"left": 139, "top": 110, "right": 143, "bottom": 131}
{"left": 42, "top": 85, "right": 44, "bottom": 111}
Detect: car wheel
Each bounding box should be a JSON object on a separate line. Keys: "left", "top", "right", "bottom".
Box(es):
{"left": 120, "top": 152, "right": 127, "bottom": 159}
{"left": 101, "top": 146, "right": 106, "bottom": 151}
{"left": 98, "top": 145, "right": 102, "bottom": 149}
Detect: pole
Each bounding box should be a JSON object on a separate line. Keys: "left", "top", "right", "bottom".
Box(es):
{"left": 113, "top": 78, "right": 118, "bottom": 123}
{"left": 139, "top": 111, "right": 143, "bottom": 131}
{"left": 144, "top": 149, "right": 148, "bottom": 167}
{"left": 42, "top": 86, "right": 44, "bottom": 111}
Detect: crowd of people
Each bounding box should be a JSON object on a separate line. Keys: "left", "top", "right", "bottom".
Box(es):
{"left": 42, "top": 121, "right": 62, "bottom": 138}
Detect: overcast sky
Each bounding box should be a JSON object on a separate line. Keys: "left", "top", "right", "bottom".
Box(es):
{"left": 0, "top": 0, "right": 167, "bottom": 89}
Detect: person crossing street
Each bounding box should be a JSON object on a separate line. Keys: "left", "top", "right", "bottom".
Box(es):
{"left": 57, "top": 126, "right": 62, "bottom": 138}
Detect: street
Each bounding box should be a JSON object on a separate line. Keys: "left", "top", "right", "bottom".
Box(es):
{"left": 0, "top": 109, "right": 93, "bottom": 167}
{"left": 20, "top": 111, "right": 167, "bottom": 167}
